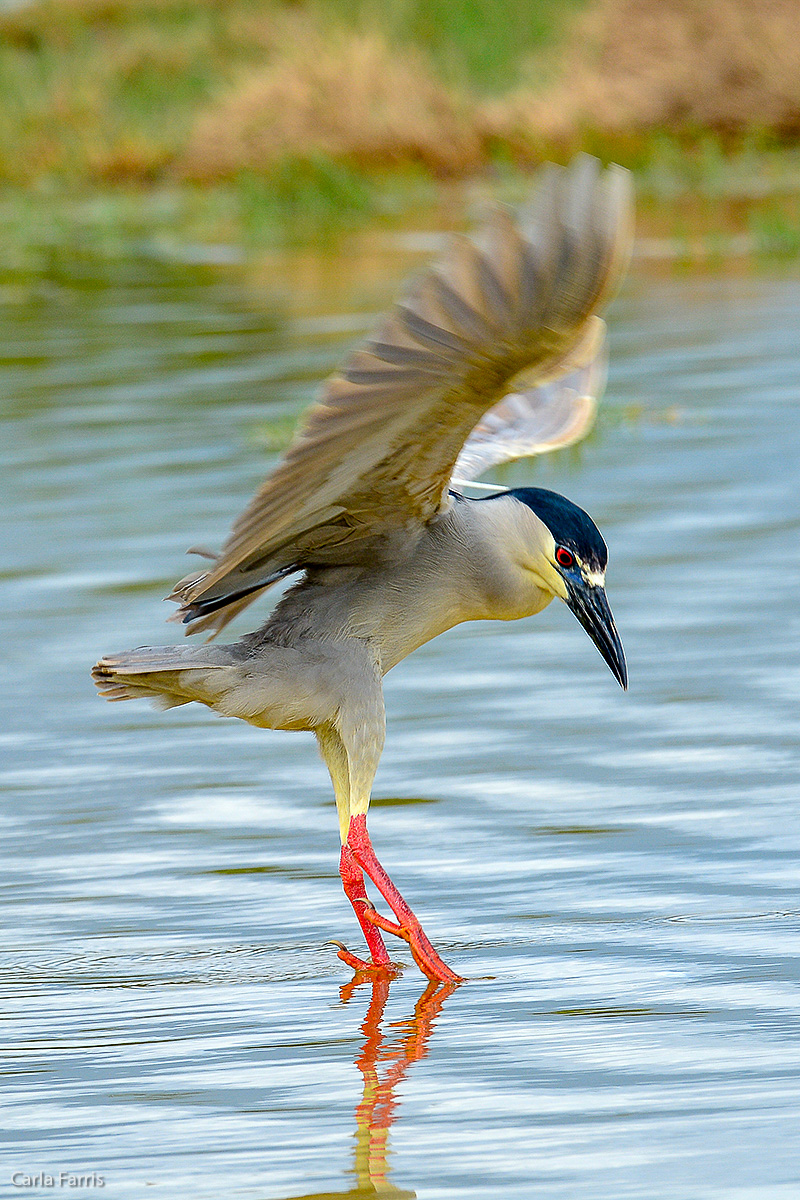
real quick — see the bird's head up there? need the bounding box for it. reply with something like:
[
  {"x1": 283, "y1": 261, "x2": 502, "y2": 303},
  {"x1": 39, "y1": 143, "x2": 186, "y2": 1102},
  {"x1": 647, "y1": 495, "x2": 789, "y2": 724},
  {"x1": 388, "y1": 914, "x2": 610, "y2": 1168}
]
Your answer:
[{"x1": 490, "y1": 487, "x2": 627, "y2": 690}]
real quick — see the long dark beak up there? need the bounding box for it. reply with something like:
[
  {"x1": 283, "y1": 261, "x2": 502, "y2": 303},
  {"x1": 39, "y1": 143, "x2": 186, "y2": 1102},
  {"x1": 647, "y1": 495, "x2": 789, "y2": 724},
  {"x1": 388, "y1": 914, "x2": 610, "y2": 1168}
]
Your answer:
[{"x1": 565, "y1": 579, "x2": 628, "y2": 690}]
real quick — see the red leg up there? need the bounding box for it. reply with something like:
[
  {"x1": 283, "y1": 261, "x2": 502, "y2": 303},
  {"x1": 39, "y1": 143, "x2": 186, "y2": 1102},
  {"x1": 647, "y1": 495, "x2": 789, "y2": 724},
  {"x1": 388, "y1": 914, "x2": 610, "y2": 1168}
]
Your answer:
[
  {"x1": 336, "y1": 844, "x2": 403, "y2": 975},
  {"x1": 347, "y1": 814, "x2": 462, "y2": 984}
]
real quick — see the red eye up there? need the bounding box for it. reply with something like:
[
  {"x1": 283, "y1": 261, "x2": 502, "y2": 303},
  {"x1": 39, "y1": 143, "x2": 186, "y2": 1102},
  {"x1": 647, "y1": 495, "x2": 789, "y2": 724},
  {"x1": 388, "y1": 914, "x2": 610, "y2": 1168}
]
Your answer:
[{"x1": 555, "y1": 547, "x2": 574, "y2": 569}]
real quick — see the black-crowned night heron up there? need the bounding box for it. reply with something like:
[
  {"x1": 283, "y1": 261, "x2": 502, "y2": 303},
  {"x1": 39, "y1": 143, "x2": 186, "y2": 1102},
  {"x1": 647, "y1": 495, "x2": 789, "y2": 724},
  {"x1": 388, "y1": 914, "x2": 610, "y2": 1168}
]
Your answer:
[{"x1": 93, "y1": 156, "x2": 632, "y2": 983}]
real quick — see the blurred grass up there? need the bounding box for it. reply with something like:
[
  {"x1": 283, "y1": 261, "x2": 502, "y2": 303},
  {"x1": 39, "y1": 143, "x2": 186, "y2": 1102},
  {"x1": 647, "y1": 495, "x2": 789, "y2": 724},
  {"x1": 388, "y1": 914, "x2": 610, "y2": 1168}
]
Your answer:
[
  {"x1": 233, "y1": 159, "x2": 376, "y2": 243},
  {"x1": 1, "y1": 0, "x2": 800, "y2": 255},
  {"x1": 0, "y1": 0, "x2": 579, "y2": 187},
  {"x1": 313, "y1": 0, "x2": 582, "y2": 93},
  {"x1": 0, "y1": 0, "x2": 271, "y2": 186}
]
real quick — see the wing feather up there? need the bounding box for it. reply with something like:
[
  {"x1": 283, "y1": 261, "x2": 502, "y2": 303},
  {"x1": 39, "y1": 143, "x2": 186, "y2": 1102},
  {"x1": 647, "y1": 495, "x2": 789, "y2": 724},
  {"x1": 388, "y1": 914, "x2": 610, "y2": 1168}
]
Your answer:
[
  {"x1": 394, "y1": 307, "x2": 472, "y2": 354},
  {"x1": 170, "y1": 156, "x2": 633, "y2": 634},
  {"x1": 452, "y1": 316, "x2": 608, "y2": 482}
]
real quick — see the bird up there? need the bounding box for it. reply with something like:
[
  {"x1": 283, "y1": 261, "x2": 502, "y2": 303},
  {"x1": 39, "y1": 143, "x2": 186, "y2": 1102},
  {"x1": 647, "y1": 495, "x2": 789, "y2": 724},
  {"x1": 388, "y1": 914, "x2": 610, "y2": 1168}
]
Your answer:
[{"x1": 92, "y1": 155, "x2": 632, "y2": 984}]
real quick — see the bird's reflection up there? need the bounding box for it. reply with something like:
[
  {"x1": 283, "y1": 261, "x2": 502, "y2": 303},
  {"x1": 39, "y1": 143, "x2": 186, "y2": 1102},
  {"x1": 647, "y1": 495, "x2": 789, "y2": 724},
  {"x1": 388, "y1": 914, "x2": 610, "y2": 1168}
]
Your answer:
[
  {"x1": 343, "y1": 975, "x2": 457, "y2": 1197},
  {"x1": 287, "y1": 975, "x2": 458, "y2": 1200}
]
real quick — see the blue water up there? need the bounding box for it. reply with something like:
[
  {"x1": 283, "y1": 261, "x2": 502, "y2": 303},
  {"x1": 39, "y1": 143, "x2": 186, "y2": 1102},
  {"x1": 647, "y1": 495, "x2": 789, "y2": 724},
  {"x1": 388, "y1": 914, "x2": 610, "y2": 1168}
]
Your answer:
[{"x1": 2, "y1": 238, "x2": 800, "y2": 1198}]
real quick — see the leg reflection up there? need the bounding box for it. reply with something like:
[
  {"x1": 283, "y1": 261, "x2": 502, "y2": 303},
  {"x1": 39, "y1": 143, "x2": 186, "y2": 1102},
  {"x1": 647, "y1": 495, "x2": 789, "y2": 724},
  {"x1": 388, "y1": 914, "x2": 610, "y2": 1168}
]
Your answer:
[
  {"x1": 340, "y1": 975, "x2": 458, "y2": 1198},
  {"x1": 276, "y1": 976, "x2": 457, "y2": 1200}
]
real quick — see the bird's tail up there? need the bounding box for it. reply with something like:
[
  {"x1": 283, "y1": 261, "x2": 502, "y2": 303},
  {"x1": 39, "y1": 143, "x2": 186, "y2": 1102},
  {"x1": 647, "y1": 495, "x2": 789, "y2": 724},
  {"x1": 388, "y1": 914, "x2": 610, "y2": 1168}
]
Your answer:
[{"x1": 91, "y1": 644, "x2": 239, "y2": 709}]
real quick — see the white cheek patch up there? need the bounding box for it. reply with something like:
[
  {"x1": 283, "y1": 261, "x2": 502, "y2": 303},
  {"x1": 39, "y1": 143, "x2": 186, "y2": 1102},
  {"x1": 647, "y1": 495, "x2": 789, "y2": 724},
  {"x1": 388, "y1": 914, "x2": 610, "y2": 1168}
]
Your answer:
[{"x1": 582, "y1": 568, "x2": 606, "y2": 588}]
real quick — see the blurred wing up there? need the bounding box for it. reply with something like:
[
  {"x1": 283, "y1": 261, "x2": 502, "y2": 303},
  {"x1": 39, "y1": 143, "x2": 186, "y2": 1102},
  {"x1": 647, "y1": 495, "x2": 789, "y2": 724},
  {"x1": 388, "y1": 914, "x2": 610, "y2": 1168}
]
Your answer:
[
  {"x1": 171, "y1": 156, "x2": 633, "y2": 635},
  {"x1": 452, "y1": 315, "x2": 607, "y2": 482}
]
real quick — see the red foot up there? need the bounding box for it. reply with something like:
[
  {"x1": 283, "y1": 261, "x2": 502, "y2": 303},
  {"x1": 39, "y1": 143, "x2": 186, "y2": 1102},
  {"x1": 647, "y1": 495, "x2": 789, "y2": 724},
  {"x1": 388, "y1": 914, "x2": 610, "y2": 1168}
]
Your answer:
[
  {"x1": 329, "y1": 940, "x2": 404, "y2": 976},
  {"x1": 343, "y1": 815, "x2": 463, "y2": 984}
]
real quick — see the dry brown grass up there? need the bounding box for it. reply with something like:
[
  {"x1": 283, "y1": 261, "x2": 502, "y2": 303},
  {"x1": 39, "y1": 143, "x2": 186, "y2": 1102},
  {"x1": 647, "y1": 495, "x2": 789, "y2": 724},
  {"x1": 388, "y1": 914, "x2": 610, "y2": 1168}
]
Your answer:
[
  {"x1": 180, "y1": 17, "x2": 482, "y2": 179},
  {"x1": 181, "y1": 0, "x2": 800, "y2": 183},
  {"x1": 485, "y1": 0, "x2": 800, "y2": 146},
  {"x1": 2, "y1": 0, "x2": 800, "y2": 190}
]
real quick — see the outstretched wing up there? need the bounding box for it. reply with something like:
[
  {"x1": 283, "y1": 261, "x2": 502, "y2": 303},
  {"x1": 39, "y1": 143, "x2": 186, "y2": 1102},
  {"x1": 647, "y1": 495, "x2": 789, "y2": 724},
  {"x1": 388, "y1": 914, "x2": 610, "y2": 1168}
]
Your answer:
[{"x1": 171, "y1": 156, "x2": 633, "y2": 635}]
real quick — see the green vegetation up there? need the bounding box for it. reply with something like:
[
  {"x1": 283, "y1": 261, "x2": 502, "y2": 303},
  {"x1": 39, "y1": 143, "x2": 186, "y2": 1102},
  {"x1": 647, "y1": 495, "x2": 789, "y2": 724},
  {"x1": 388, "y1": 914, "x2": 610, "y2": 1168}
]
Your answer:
[
  {"x1": 233, "y1": 159, "x2": 377, "y2": 244},
  {"x1": 0, "y1": 0, "x2": 581, "y2": 187},
  {"x1": 314, "y1": 0, "x2": 582, "y2": 93},
  {"x1": 1, "y1": 0, "x2": 800, "y2": 256},
  {"x1": 0, "y1": 0, "x2": 276, "y2": 186}
]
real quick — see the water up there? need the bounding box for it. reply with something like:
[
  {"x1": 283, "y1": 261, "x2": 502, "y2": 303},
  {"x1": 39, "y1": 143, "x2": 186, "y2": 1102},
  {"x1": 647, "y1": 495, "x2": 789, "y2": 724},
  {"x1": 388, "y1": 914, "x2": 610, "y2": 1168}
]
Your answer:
[{"x1": 2, "y1": 232, "x2": 800, "y2": 1199}]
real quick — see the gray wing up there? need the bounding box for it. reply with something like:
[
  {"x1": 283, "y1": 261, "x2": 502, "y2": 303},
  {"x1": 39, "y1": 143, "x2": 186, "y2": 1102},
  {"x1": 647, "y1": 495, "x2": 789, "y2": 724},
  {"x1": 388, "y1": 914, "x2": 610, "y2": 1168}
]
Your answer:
[
  {"x1": 170, "y1": 156, "x2": 633, "y2": 635},
  {"x1": 452, "y1": 314, "x2": 607, "y2": 482}
]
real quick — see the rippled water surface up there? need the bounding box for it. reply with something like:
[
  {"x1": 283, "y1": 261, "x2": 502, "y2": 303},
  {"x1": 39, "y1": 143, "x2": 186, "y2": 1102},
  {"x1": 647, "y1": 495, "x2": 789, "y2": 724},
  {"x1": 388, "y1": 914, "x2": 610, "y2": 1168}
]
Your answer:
[{"x1": 3, "y1": 231, "x2": 800, "y2": 1199}]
